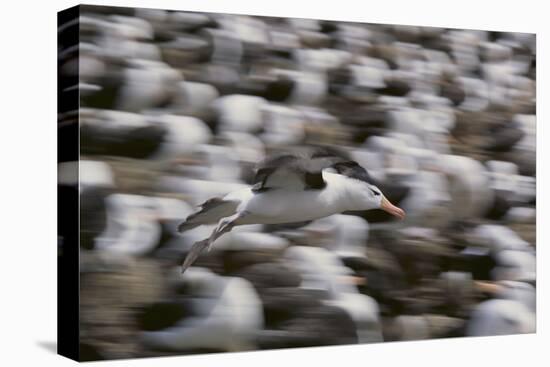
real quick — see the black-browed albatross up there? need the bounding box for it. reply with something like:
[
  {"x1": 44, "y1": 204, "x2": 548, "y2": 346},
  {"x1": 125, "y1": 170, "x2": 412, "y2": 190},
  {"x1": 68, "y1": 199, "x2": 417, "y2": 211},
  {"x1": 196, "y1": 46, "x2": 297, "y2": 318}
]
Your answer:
[{"x1": 178, "y1": 147, "x2": 405, "y2": 273}]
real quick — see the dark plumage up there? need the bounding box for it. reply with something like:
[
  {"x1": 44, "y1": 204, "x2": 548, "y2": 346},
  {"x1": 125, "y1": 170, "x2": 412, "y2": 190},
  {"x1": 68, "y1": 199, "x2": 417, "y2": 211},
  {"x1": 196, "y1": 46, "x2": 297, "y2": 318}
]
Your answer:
[
  {"x1": 251, "y1": 146, "x2": 375, "y2": 192},
  {"x1": 331, "y1": 160, "x2": 373, "y2": 184}
]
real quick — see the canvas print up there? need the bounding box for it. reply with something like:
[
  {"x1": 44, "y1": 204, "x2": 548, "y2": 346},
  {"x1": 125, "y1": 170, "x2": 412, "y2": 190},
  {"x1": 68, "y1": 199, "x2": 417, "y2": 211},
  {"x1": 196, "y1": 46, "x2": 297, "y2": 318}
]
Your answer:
[{"x1": 57, "y1": 4, "x2": 536, "y2": 362}]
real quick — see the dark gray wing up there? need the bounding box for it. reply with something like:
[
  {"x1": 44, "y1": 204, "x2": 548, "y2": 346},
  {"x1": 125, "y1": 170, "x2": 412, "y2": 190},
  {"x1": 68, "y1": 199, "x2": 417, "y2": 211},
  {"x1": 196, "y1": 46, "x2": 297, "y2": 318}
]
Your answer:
[
  {"x1": 252, "y1": 154, "x2": 301, "y2": 191},
  {"x1": 252, "y1": 146, "x2": 367, "y2": 192}
]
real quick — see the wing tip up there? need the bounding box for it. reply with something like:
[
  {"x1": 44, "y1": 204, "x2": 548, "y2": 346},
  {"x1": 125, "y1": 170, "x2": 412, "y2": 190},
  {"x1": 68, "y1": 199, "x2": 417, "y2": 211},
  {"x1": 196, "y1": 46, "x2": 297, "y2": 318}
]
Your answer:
[{"x1": 177, "y1": 221, "x2": 193, "y2": 233}]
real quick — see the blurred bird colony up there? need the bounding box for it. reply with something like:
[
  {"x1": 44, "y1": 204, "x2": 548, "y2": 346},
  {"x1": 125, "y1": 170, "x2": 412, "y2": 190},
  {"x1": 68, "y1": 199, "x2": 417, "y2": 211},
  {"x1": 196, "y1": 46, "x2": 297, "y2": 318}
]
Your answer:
[{"x1": 57, "y1": 4, "x2": 536, "y2": 361}]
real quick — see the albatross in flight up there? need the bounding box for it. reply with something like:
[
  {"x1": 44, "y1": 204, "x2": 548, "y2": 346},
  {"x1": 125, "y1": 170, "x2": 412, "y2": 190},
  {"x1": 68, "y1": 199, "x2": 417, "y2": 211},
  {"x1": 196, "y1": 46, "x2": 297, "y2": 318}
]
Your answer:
[{"x1": 178, "y1": 146, "x2": 405, "y2": 273}]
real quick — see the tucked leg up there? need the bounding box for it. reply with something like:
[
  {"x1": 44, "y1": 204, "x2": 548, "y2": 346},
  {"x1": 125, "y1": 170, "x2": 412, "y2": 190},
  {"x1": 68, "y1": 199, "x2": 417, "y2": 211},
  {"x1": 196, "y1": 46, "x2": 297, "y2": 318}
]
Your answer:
[
  {"x1": 181, "y1": 211, "x2": 247, "y2": 274},
  {"x1": 206, "y1": 212, "x2": 243, "y2": 251}
]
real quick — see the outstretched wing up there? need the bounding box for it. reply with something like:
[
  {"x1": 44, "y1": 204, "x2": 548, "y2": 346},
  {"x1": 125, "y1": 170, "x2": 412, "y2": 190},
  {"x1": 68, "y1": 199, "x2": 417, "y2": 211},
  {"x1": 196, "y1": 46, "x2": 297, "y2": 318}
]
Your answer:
[
  {"x1": 252, "y1": 146, "x2": 350, "y2": 192},
  {"x1": 177, "y1": 197, "x2": 239, "y2": 233}
]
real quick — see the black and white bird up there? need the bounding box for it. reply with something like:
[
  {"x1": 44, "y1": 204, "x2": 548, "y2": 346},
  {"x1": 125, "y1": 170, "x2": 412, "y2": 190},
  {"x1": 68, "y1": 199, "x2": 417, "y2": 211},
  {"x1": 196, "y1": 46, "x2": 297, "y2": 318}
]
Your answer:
[{"x1": 178, "y1": 147, "x2": 405, "y2": 273}]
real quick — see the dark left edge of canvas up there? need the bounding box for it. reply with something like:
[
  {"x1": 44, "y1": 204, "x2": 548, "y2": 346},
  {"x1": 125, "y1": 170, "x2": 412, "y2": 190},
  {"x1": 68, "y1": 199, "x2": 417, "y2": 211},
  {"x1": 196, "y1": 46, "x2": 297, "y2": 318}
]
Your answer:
[{"x1": 58, "y1": 4, "x2": 80, "y2": 362}]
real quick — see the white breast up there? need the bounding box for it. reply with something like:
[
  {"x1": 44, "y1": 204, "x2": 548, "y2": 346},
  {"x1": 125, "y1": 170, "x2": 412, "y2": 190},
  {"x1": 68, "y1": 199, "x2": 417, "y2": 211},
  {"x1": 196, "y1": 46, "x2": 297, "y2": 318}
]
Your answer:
[{"x1": 240, "y1": 172, "x2": 350, "y2": 225}]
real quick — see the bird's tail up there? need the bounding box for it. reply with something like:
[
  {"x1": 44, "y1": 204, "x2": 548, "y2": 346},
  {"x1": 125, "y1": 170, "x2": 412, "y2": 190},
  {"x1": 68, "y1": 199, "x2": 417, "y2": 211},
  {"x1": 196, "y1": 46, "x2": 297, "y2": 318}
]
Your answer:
[{"x1": 177, "y1": 197, "x2": 238, "y2": 233}]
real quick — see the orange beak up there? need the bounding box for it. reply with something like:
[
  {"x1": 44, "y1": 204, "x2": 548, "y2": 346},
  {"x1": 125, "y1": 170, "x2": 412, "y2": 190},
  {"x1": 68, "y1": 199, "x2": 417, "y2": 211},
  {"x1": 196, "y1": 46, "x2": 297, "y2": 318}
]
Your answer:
[{"x1": 380, "y1": 196, "x2": 406, "y2": 220}]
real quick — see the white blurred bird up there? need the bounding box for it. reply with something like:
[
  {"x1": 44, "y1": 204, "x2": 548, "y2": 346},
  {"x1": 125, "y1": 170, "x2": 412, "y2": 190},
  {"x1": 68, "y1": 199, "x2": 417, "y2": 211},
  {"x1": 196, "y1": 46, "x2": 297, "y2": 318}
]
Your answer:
[{"x1": 178, "y1": 147, "x2": 405, "y2": 273}]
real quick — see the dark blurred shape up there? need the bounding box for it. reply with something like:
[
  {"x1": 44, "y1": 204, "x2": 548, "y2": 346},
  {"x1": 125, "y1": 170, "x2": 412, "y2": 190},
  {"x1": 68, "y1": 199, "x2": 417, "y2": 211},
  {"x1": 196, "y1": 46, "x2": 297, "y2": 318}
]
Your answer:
[
  {"x1": 327, "y1": 66, "x2": 353, "y2": 96},
  {"x1": 266, "y1": 305, "x2": 357, "y2": 347},
  {"x1": 455, "y1": 246, "x2": 497, "y2": 281},
  {"x1": 342, "y1": 251, "x2": 407, "y2": 313},
  {"x1": 137, "y1": 301, "x2": 189, "y2": 331},
  {"x1": 81, "y1": 124, "x2": 166, "y2": 158},
  {"x1": 319, "y1": 20, "x2": 339, "y2": 34},
  {"x1": 439, "y1": 76, "x2": 466, "y2": 106},
  {"x1": 233, "y1": 262, "x2": 302, "y2": 289},
  {"x1": 79, "y1": 342, "x2": 105, "y2": 361},
  {"x1": 258, "y1": 288, "x2": 358, "y2": 348},
  {"x1": 221, "y1": 250, "x2": 283, "y2": 273},
  {"x1": 377, "y1": 78, "x2": 411, "y2": 97},
  {"x1": 80, "y1": 187, "x2": 110, "y2": 250},
  {"x1": 262, "y1": 75, "x2": 295, "y2": 102},
  {"x1": 263, "y1": 220, "x2": 313, "y2": 232},
  {"x1": 80, "y1": 70, "x2": 125, "y2": 109},
  {"x1": 484, "y1": 120, "x2": 525, "y2": 152},
  {"x1": 260, "y1": 287, "x2": 324, "y2": 326},
  {"x1": 332, "y1": 104, "x2": 389, "y2": 144},
  {"x1": 483, "y1": 193, "x2": 512, "y2": 220},
  {"x1": 390, "y1": 235, "x2": 456, "y2": 288}
]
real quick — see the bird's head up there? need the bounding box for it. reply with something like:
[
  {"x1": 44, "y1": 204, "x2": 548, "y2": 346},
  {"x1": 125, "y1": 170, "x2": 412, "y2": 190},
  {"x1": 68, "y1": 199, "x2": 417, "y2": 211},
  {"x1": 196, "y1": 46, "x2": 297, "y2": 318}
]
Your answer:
[{"x1": 356, "y1": 184, "x2": 406, "y2": 220}]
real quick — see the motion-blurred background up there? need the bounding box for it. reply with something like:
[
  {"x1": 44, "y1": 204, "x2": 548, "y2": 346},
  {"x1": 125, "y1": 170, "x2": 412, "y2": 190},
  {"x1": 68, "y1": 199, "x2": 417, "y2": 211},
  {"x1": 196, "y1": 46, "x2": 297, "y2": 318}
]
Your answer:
[{"x1": 57, "y1": 5, "x2": 536, "y2": 361}]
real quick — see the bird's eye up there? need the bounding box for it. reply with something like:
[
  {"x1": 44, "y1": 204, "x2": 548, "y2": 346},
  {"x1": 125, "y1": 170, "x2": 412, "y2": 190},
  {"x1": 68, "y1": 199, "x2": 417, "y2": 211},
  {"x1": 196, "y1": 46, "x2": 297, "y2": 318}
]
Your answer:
[{"x1": 369, "y1": 188, "x2": 381, "y2": 196}]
